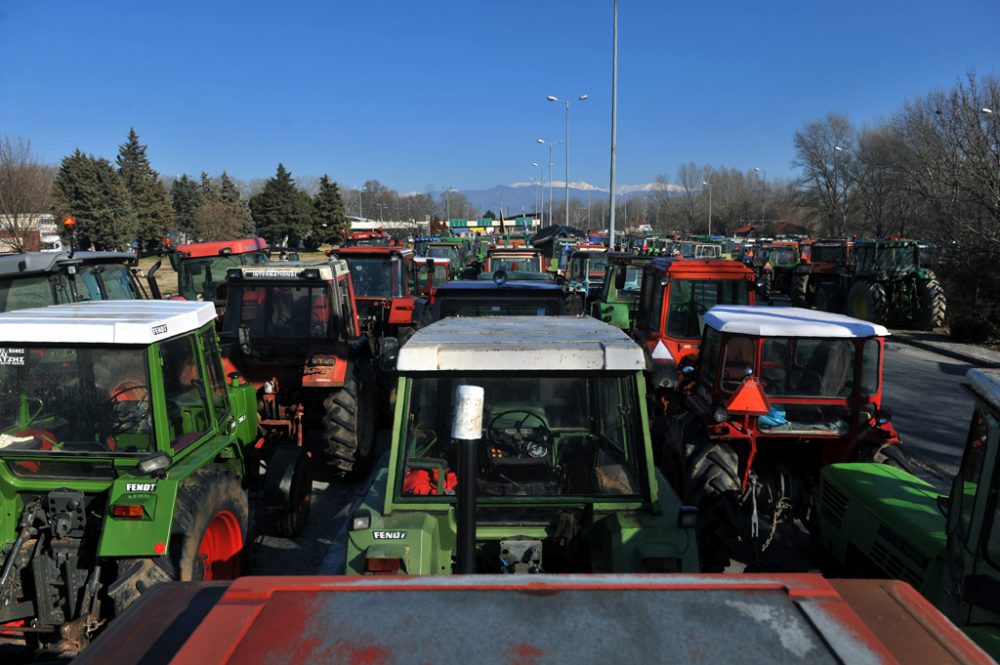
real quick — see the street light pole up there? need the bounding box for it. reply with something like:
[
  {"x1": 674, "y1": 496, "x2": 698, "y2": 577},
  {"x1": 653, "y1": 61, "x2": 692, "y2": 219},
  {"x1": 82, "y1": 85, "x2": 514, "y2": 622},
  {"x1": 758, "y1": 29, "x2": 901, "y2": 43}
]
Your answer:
[
  {"x1": 538, "y1": 139, "x2": 562, "y2": 226},
  {"x1": 608, "y1": 0, "x2": 618, "y2": 249},
  {"x1": 532, "y1": 161, "x2": 544, "y2": 224},
  {"x1": 548, "y1": 94, "x2": 588, "y2": 228},
  {"x1": 753, "y1": 167, "x2": 766, "y2": 236},
  {"x1": 703, "y1": 180, "x2": 712, "y2": 236}
]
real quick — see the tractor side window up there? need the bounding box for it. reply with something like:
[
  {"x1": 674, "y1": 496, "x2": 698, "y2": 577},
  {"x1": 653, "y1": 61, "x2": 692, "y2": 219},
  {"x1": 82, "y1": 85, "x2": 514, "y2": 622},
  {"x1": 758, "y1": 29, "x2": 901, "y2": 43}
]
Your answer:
[
  {"x1": 160, "y1": 335, "x2": 211, "y2": 451},
  {"x1": 957, "y1": 409, "x2": 988, "y2": 551},
  {"x1": 337, "y1": 275, "x2": 358, "y2": 338},
  {"x1": 0, "y1": 276, "x2": 56, "y2": 310},
  {"x1": 644, "y1": 276, "x2": 665, "y2": 331},
  {"x1": 697, "y1": 328, "x2": 721, "y2": 392},
  {"x1": 860, "y1": 339, "x2": 880, "y2": 397},
  {"x1": 200, "y1": 330, "x2": 230, "y2": 423},
  {"x1": 721, "y1": 336, "x2": 754, "y2": 392}
]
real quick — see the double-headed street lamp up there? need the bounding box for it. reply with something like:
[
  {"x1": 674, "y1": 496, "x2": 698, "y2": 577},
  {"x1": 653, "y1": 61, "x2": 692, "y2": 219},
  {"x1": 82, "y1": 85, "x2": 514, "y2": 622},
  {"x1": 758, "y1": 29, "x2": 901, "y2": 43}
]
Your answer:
[
  {"x1": 547, "y1": 94, "x2": 588, "y2": 228},
  {"x1": 537, "y1": 138, "x2": 563, "y2": 227}
]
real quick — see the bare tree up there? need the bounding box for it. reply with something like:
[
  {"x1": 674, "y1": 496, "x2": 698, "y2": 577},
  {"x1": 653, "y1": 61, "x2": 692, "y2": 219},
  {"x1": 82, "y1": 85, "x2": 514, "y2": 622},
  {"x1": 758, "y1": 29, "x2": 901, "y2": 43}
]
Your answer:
[
  {"x1": 0, "y1": 136, "x2": 54, "y2": 252},
  {"x1": 792, "y1": 112, "x2": 857, "y2": 236}
]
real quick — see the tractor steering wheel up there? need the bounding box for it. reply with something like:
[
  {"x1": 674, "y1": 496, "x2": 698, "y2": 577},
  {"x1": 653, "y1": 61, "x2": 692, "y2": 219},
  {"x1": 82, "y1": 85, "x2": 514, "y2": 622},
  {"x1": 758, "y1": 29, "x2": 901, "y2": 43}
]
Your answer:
[
  {"x1": 108, "y1": 383, "x2": 151, "y2": 434},
  {"x1": 487, "y1": 410, "x2": 553, "y2": 459}
]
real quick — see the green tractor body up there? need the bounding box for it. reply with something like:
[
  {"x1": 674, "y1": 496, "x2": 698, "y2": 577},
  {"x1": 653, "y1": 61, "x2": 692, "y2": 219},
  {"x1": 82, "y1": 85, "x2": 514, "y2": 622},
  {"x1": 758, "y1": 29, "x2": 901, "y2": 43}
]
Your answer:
[
  {"x1": 830, "y1": 239, "x2": 946, "y2": 329},
  {"x1": 0, "y1": 301, "x2": 258, "y2": 655},
  {"x1": 817, "y1": 367, "x2": 1000, "y2": 660},
  {"x1": 345, "y1": 316, "x2": 700, "y2": 575},
  {"x1": 591, "y1": 253, "x2": 654, "y2": 331}
]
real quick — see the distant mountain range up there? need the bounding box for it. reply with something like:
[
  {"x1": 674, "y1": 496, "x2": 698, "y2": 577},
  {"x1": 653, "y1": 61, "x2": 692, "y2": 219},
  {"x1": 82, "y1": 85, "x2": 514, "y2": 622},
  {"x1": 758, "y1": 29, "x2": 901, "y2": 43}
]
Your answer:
[{"x1": 438, "y1": 181, "x2": 679, "y2": 217}]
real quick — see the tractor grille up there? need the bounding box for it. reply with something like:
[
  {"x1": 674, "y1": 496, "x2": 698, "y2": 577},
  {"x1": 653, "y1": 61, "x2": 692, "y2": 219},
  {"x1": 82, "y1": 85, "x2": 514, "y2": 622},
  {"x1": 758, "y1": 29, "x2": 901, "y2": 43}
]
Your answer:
[
  {"x1": 820, "y1": 481, "x2": 848, "y2": 529},
  {"x1": 870, "y1": 540, "x2": 923, "y2": 588}
]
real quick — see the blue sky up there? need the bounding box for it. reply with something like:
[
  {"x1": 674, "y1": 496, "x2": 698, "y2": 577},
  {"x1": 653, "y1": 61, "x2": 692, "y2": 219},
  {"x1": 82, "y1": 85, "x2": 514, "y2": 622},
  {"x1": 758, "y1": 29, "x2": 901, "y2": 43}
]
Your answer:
[{"x1": 1, "y1": 0, "x2": 997, "y2": 193}]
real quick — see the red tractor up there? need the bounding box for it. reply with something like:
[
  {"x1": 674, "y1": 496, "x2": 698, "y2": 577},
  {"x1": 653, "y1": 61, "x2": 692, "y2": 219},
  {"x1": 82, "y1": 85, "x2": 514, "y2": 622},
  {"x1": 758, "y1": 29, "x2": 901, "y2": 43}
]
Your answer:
[
  {"x1": 218, "y1": 259, "x2": 377, "y2": 493},
  {"x1": 148, "y1": 237, "x2": 269, "y2": 307},
  {"x1": 412, "y1": 256, "x2": 451, "y2": 305},
  {"x1": 661, "y1": 305, "x2": 905, "y2": 571},
  {"x1": 344, "y1": 230, "x2": 392, "y2": 247}
]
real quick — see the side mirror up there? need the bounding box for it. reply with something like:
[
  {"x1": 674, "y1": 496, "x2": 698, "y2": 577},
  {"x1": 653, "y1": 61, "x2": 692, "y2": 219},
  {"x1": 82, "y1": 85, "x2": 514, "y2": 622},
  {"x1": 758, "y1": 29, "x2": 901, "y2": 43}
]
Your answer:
[
  {"x1": 379, "y1": 336, "x2": 400, "y2": 373},
  {"x1": 614, "y1": 268, "x2": 627, "y2": 290},
  {"x1": 874, "y1": 408, "x2": 892, "y2": 426},
  {"x1": 238, "y1": 324, "x2": 252, "y2": 356}
]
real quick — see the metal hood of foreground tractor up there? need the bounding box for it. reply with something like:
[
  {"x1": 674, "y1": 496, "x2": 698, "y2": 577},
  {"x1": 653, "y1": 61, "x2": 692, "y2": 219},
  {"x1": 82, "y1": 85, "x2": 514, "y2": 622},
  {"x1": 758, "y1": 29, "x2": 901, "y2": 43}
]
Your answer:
[
  {"x1": 705, "y1": 305, "x2": 890, "y2": 338},
  {"x1": 398, "y1": 316, "x2": 645, "y2": 372},
  {"x1": 0, "y1": 300, "x2": 216, "y2": 344}
]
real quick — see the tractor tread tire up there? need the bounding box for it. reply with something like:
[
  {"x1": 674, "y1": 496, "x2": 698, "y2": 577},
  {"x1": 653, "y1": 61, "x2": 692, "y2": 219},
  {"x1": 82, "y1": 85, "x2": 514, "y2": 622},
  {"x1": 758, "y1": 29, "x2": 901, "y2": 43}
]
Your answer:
[
  {"x1": 847, "y1": 280, "x2": 887, "y2": 325},
  {"x1": 684, "y1": 430, "x2": 741, "y2": 573},
  {"x1": 918, "y1": 278, "x2": 947, "y2": 330},
  {"x1": 791, "y1": 274, "x2": 809, "y2": 308},
  {"x1": 107, "y1": 469, "x2": 248, "y2": 614},
  {"x1": 322, "y1": 369, "x2": 375, "y2": 480}
]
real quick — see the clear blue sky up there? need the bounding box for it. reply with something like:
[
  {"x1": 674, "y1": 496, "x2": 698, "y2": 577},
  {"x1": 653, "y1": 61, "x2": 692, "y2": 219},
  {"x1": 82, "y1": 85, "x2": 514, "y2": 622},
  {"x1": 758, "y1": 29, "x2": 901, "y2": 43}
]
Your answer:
[{"x1": 1, "y1": 0, "x2": 996, "y2": 193}]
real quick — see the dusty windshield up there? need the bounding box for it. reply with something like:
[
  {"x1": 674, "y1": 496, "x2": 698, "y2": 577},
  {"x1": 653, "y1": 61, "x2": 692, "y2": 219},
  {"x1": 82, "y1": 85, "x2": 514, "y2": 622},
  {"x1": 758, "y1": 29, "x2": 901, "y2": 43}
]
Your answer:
[
  {"x1": 178, "y1": 252, "x2": 267, "y2": 301},
  {"x1": 400, "y1": 375, "x2": 644, "y2": 499},
  {"x1": 224, "y1": 284, "x2": 333, "y2": 340},
  {"x1": 345, "y1": 257, "x2": 402, "y2": 298},
  {"x1": 0, "y1": 345, "x2": 153, "y2": 458},
  {"x1": 666, "y1": 279, "x2": 750, "y2": 339}
]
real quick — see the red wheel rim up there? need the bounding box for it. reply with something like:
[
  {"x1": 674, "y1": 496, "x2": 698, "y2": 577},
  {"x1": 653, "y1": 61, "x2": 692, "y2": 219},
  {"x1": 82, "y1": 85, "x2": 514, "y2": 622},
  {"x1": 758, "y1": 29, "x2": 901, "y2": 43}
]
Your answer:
[{"x1": 198, "y1": 510, "x2": 243, "y2": 580}]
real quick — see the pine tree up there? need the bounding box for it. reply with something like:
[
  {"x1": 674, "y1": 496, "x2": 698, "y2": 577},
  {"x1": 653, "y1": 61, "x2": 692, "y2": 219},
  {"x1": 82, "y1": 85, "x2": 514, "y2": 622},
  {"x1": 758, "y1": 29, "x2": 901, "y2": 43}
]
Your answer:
[
  {"x1": 171, "y1": 175, "x2": 203, "y2": 242},
  {"x1": 312, "y1": 175, "x2": 349, "y2": 247},
  {"x1": 116, "y1": 129, "x2": 173, "y2": 254},
  {"x1": 52, "y1": 150, "x2": 137, "y2": 251},
  {"x1": 248, "y1": 164, "x2": 314, "y2": 248},
  {"x1": 219, "y1": 172, "x2": 255, "y2": 236}
]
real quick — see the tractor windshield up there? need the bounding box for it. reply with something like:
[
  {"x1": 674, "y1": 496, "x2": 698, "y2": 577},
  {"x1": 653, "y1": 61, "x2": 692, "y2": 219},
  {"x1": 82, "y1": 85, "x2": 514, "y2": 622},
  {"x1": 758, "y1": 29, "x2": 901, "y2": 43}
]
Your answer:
[
  {"x1": 0, "y1": 275, "x2": 67, "y2": 312},
  {"x1": 224, "y1": 284, "x2": 333, "y2": 340},
  {"x1": 770, "y1": 249, "x2": 797, "y2": 266},
  {"x1": 437, "y1": 296, "x2": 562, "y2": 318},
  {"x1": 877, "y1": 247, "x2": 917, "y2": 271},
  {"x1": 347, "y1": 236, "x2": 390, "y2": 247},
  {"x1": 399, "y1": 374, "x2": 645, "y2": 499},
  {"x1": 0, "y1": 345, "x2": 154, "y2": 468},
  {"x1": 178, "y1": 251, "x2": 267, "y2": 301},
  {"x1": 812, "y1": 245, "x2": 846, "y2": 264},
  {"x1": 346, "y1": 257, "x2": 403, "y2": 298},
  {"x1": 621, "y1": 265, "x2": 644, "y2": 293},
  {"x1": 489, "y1": 256, "x2": 541, "y2": 273},
  {"x1": 666, "y1": 279, "x2": 750, "y2": 339},
  {"x1": 415, "y1": 263, "x2": 449, "y2": 293},
  {"x1": 76, "y1": 263, "x2": 143, "y2": 301}
]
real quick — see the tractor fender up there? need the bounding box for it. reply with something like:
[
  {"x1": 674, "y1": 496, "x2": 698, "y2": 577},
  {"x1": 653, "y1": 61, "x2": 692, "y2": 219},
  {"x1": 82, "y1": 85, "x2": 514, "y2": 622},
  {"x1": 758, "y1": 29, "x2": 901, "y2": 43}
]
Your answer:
[{"x1": 98, "y1": 477, "x2": 179, "y2": 558}]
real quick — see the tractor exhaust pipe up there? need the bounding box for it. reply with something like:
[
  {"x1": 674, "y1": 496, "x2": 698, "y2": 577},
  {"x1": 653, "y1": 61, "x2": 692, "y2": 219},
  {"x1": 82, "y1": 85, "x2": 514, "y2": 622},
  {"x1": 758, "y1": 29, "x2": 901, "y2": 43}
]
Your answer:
[{"x1": 452, "y1": 385, "x2": 484, "y2": 574}]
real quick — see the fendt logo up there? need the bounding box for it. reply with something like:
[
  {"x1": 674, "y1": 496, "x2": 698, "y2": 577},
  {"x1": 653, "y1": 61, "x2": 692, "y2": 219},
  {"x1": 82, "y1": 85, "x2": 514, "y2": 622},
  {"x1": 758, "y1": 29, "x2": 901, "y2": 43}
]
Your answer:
[
  {"x1": 126, "y1": 483, "x2": 157, "y2": 492},
  {"x1": 373, "y1": 531, "x2": 406, "y2": 540}
]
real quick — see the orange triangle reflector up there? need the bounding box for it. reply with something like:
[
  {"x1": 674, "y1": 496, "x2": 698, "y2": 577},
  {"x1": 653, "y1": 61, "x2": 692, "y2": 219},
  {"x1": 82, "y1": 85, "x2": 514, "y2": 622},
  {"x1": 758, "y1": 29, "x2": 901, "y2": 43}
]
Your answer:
[{"x1": 726, "y1": 377, "x2": 771, "y2": 416}]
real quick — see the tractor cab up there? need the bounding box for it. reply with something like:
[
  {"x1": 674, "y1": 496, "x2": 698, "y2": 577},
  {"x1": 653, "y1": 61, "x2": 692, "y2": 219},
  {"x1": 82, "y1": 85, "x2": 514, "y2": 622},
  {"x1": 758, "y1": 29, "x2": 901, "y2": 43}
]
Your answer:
[
  {"x1": 565, "y1": 248, "x2": 609, "y2": 313},
  {"x1": 345, "y1": 230, "x2": 392, "y2": 247},
  {"x1": 345, "y1": 316, "x2": 700, "y2": 575},
  {"x1": 818, "y1": 367, "x2": 1000, "y2": 660},
  {"x1": 632, "y1": 258, "x2": 756, "y2": 393},
  {"x1": 413, "y1": 236, "x2": 441, "y2": 257},
  {"x1": 413, "y1": 257, "x2": 451, "y2": 303},
  {"x1": 428, "y1": 278, "x2": 567, "y2": 322},
  {"x1": 424, "y1": 242, "x2": 465, "y2": 274},
  {"x1": 766, "y1": 240, "x2": 800, "y2": 296},
  {"x1": 677, "y1": 241, "x2": 722, "y2": 259},
  {"x1": 158, "y1": 238, "x2": 269, "y2": 305},
  {"x1": 591, "y1": 252, "x2": 655, "y2": 331},
  {"x1": 792, "y1": 239, "x2": 853, "y2": 309},
  {"x1": 0, "y1": 251, "x2": 148, "y2": 313},
  {"x1": 483, "y1": 247, "x2": 546, "y2": 280}
]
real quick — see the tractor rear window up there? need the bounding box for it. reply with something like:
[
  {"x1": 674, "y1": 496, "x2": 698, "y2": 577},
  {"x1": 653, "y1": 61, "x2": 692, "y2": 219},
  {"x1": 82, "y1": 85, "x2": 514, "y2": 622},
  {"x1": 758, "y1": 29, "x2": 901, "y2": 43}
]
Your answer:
[
  {"x1": 621, "y1": 266, "x2": 643, "y2": 293},
  {"x1": 666, "y1": 279, "x2": 749, "y2": 340},
  {"x1": 345, "y1": 258, "x2": 402, "y2": 298},
  {"x1": 770, "y1": 249, "x2": 797, "y2": 265},
  {"x1": 0, "y1": 275, "x2": 61, "y2": 311},
  {"x1": 224, "y1": 285, "x2": 332, "y2": 340},
  {"x1": 759, "y1": 338, "x2": 856, "y2": 397},
  {"x1": 0, "y1": 345, "x2": 153, "y2": 459},
  {"x1": 437, "y1": 297, "x2": 562, "y2": 318},
  {"x1": 399, "y1": 374, "x2": 645, "y2": 500},
  {"x1": 77, "y1": 263, "x2": 142, "y2": 301}
]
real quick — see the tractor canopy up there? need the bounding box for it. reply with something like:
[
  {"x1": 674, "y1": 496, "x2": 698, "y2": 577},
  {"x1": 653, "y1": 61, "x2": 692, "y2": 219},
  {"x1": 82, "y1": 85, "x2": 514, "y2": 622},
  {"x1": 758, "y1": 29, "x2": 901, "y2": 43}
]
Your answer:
[
  {"x1": 0, "y1": 251, "x2": 146, "y2": 312},
  {"x1": 430, "y1": 280, "x2": 566, "y2": 321},
  {"x1": 171, "y1": 238, "x2": 269, "y2": 303}
]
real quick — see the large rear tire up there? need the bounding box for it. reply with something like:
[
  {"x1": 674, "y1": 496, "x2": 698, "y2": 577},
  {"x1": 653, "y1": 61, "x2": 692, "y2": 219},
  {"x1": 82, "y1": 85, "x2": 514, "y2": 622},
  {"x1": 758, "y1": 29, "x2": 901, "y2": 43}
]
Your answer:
[
  {"x1": 847, "y1": 280, "x2": 887, "y2": 324},
  {"x1": 684, "y1": 431, "x2": 741, "y2": 573},
  {"x1": 107, "y1": 469, "x2": 249, "y2": 614},
  {"x1": 323, "y1": 368, "x2": 376, "y2": 480},
  {"x1": 262, "y1": 445, "x2": 313, "y2": 538},
  {"x1": 790, "y1": 274, "x2": 809, "y2": 308},
  {"x1": 918, "y1": 278, "x2": 947, "y2": 329}
]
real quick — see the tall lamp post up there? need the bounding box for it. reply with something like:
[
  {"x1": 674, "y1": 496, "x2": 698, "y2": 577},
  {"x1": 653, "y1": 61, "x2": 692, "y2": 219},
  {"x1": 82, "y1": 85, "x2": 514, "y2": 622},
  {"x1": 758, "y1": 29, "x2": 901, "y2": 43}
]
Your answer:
[
  {"x1": 753, "y1": 167, "x2": 767, "y2": 236},
  {"x1": 608, "y1": 0, "x2": 619, "y2": 248},
  {"x1": 547, "y1": 94, "x2": 588, "y2": 228},
  {"x1": 537, "y1": 138, "x2": 562, "y2": 227},
  {"x1": 703, "y1": 179, "x2": 713, "y2": 236},
  {"x1": 532, "y1": 161, "x2": 544, "y2": 223}
]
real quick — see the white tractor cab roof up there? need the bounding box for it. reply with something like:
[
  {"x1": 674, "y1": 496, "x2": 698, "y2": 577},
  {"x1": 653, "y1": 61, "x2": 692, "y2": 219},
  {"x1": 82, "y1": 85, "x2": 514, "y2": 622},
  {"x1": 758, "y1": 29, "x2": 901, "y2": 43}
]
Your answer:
[
  {"x1": 398, "y1": 316, "x2": 645, "y2": 372},
  {"x1": 0, "y1": 300, "x2": 216, "y2": 345},
  {"x1": 703, "y1": 305, "x2": 890, "y2": 338},
  {"x1": 967, "y1": 368, "x2": 1000, "y2": 416},
  {"x1": 226, "y1": 260, "x2": 350, "y2": 281}
]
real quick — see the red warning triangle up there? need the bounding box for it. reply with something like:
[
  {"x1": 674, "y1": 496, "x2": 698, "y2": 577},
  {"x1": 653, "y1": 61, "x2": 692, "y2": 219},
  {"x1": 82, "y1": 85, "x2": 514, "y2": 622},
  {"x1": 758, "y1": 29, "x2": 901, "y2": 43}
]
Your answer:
[{"x1": 726, "y1": 377, "x2": 771, "y2": 416}]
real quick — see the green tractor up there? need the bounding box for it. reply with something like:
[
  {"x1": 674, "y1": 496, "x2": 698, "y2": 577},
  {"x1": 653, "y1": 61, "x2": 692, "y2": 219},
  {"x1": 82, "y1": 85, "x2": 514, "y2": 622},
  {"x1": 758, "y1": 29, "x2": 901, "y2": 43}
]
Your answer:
[
  {"x1": 836, "y1": 239, "x2": 946, "y2": 330},
  {"x1": 345, "y1": 316, "x2": 700, "y2": 575},
  {"x1": 590, "y1": 253, "x2": 654, "y2": 331},
  {"x1": 791, "y1": 239, "x2": 853, "y2": 309},
  {"x1": 817, "y1": 367, "x2": 1000, "y2": 660},
  {"x1": 0, "y1": 301, "x2": 263, "y2": 656}
]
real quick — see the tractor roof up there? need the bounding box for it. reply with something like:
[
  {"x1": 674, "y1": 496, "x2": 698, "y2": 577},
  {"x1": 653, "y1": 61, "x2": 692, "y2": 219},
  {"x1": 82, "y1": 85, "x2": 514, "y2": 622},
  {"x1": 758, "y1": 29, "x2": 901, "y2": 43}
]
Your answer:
[
  {"x1": 437, "y1": 280, "x2": 562, "y2": 294},
  {"x1": 335, "y1": 247, "x2": 414, "y2": 258},
  {"x1": 0, "y1": 251, "x2": 136, "y2": 276},
  {"x1": 175, "y1": 237, "x2": 267, "y2": 258},
  {"x1": 226, "y1": 260, "x2": 349, "y2": 282},
  {"x1": 398, "y1": 316, "x2": 645, "y2": 372},
  {"x1": 704, "y1": 305, "x2": 890, "y2": 338},
  {"x1": 417, "y1": 256, "x2": 452, "y2": 265},
  {"x1": 0, "y1": 300, "x2": 215, "y2": 345},
  {"x1": 649, "y1": 258, "x2": 753, "y2": 276},
  {"x1": 966, "y1": 368, "x2": 1000, "y2": 416}
]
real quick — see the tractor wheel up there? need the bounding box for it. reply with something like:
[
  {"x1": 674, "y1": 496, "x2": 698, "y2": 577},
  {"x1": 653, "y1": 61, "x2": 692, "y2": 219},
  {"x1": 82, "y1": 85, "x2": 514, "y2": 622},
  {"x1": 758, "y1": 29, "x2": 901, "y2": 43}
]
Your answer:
[
  {"x1": 856, "y1": 442, "x2": 913, "y2": 473},
  {"x1": 323, "y1": 369, "x2": 376, "y2": 480},
  {"x1": 108, "y1": 469, "x2": 249, "y2": 613},
  {"x1": 847, "y1": 280, "x2": 887, "y2": 324},
  {"x1": 757, "y1": 274, "x2": 772, "y2": 303},
  {"x1": 918, "y1": 278, "x2": 947, "y2": 330},
  {"x1": 790, "y1": 274, "x2": 809, "y2": 308},
  {"x1": 684, "y1": 432, "x2": 742, "y2": 573},
  {"x1": 261, "y1": 445, "x2": 313, "y2": 538},
  {"x1": 566, "y1": 292, "x2": 584, "y2": 316}
]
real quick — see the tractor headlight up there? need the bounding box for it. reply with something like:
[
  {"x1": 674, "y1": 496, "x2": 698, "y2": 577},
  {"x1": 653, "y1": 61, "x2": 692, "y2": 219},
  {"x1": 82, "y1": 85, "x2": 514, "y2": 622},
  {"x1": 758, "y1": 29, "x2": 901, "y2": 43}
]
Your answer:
[
  {"x1": 351, "y1": 509, "x2": 371, "y2": 531},
  {"x1": 713, "y1": 406, "x2": 729, "y2": 423},
  {"x1": 137, "y1": 451, "x2": 171, "y2": 477}
]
